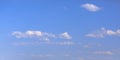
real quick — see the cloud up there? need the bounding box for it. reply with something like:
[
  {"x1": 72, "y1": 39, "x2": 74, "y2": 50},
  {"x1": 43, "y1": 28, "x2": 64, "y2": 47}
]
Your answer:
[
  {"x1": 55, "y1": 41, "x2": 75, "y2": 45},
  {"x1": 81, "y1": 3, "x2": 101, "y2": 12},
  {"x1": 13, "y1": 42, "x2": 41, "y2": 46},
  {"x1": 83, "y1": 43, "x2": 102, "y2": 48},
  {"x1": 86, "y1": 27, "x2": 120, "y2": 38},
  {"x1": 12, "y1": 41, "x2": 76, "y2": 46},
  {"x1": 18, "y1": 53, "x2": 72, "y2": 58},
  {"x1": 60, "y1": 32, "x2": 72, "y2": 39},
  {"x1": 111, "y1": 48, "x2": 120, "y2": 54},
  {"x1": 12, "y1": 30, "x2": 74, "y2": 46},
  {"x1": 17, "y1": 53, "x2": 56, "y2": 58},
  {"x1": 93, "y1": 51, "x2": 113, "y2": 55},
  {"x1": 31, "y1": 54, "x2": 55, "y2": 58},
  {"x1": 12, "y1": 30, "x2": 72, "y2": 42},
  {"x1": 12, "y1": 30, "x2": 55, "y2": 38}
]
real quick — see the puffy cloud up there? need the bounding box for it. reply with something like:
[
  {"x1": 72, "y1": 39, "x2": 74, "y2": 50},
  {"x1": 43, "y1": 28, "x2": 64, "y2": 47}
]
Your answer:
[
  {"x1": 86, "y1": 28, "x2": 120, "y2": 38},
  {"x1": 93, "y1": 51, "x2": 113, "y2": 55},
  {"x1": 81, "y1": 3, "x2": 101, "y2": 12},
  {"x1": 60, "y1": 32, "x2": 72, "y2": 39},
  {"x1": 26, "y1": 31, "x2": 42, "y2": 37}
]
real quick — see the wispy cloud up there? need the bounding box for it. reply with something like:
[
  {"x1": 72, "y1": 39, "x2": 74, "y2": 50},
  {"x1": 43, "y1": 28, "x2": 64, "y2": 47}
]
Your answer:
[
  {"x1": 13, "y1": 42, "x2": 41, "y2": 46},
  {"x1": 12, "y1": 41, "x2": 76, "y2": 46},
  {"x1": 17, "y1": 53, "x2": 55, "y2": 58},
  {"x1": 81, "y1": 3, "x2": 101, "y2": 12},
  {"x1": 54, "y1": 41, "x2": 75, "y2": 45},
  {"x1": 12, "y1": 30, "x2": 72, "y2": 42},
  {"x1": 93, "y1": 51, "x2": 113, "y2": 55},
  {"x1": 17, "y1": 53, "x2": 72, "y2": 58},
  {"x1": 86, "y1": 27, "x2": 120, "y2": 38},
  {"x1": 31, "y1": 54, "x2": 55, "y2": 58},
  {"x1": 83, "y1": 43, "x2": 102, "y2": 48}
]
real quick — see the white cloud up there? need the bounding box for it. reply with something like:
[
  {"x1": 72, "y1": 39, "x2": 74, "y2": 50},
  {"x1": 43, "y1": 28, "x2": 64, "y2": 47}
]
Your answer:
[
  {"x1": 93, "y1": 51, "x2": 113, "y2": 55},
  {"x1": 86, "y1": 33, "x2": 104, "y2": 38},
  {"x1": 12, "y1": 30, "x2": 73, "y2": 46},
  {"x1": 60, "y1": 32, "x2": 72, "y2": 39},
  {"x1": 12, "y1": 31, "x2": 56, "y2": 42},
  {"x1": 86, "y1": 27, "x2": 120, "y2": 38},
  {"x1": 12, "y1": 30, "x2": 73, "y2": 42},
  {"x1": 26, "y1": 30, "x2": 42, "y2": 37},
  {"x1": 12, "y1": 31, "x2": 26, "y2": 38},
  {"x1": 81, "y1": 3, "x2": 101, "y2": 12},
  {"x1": 12, "y1": 30, "x2": 55, "y2": 39}
]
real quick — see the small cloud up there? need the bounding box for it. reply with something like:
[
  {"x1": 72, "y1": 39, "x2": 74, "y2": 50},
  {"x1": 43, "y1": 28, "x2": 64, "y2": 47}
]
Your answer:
[
  {"x1": 86, "y1": 27, "x2": 120, "y2": 38},
  {"x1": 81, "y1": 3, "x2": 101, "y2": 12},
  {"x1": 86, "y1": 33, "x2": 104, "y2": 38},
  {"x1": 93, "y1": 51, "x2": 113, "y2": 55},
  {"x1": 60, "y1": 32, "x2": 72, "y2": 39}
]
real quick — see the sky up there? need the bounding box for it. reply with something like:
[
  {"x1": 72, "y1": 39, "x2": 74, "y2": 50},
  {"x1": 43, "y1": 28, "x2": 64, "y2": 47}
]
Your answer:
[{"x1": 0, "y1": 0, "x2": 120, "y2": 60}]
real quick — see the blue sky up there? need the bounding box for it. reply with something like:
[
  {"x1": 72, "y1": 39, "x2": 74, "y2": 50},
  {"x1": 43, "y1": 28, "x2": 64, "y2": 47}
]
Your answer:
[{"x1": 0, "y1": 0, "x2": 120, "y2": 60}]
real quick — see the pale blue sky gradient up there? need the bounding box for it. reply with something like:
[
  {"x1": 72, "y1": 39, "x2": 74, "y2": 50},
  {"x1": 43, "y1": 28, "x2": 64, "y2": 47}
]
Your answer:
[{"x1": 0, "y1": 0, "x2": 120, "y2": 60}]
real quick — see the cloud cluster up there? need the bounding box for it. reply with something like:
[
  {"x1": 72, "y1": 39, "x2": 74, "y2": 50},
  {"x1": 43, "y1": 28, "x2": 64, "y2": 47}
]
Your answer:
[
  {"x1": 12, "y1": 30, "x2": 75, "y2": 46},
  {"x1": 86, "y1": 28, "x2": 120, "y2": 38},
  {"x1": 81, "y1": 3, "x2": 101, "y2": 12},
  {"x1": 12, "y1": 30, "x2": 72, "y2": 40}
]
